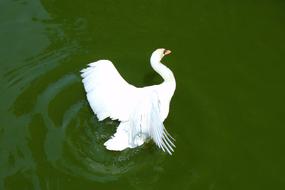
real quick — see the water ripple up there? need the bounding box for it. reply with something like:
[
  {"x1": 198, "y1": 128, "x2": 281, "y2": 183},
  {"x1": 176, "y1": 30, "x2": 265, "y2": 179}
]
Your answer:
[
  {"x1": 0, "y1": 0, "x2": 167, "y2": 187},
  {"x1": 1, "y1": 42, "x2": 166, "y2": 184}
]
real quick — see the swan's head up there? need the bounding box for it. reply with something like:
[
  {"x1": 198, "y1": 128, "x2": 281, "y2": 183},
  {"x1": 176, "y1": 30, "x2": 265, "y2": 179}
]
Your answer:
[{"x1": 150, "y1": 48, "x2": 172, "y2": 63}]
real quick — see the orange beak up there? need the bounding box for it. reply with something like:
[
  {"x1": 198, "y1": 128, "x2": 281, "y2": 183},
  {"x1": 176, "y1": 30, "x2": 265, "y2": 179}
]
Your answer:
[{"x1": 164, "y1": 49, "x2": 172, "y2": 56}]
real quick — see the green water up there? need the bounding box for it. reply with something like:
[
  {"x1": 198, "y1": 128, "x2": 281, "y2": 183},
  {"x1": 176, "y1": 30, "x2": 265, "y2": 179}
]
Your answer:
[{"x1": 1, "y1": 0, "x2": 285, "y2": 189}]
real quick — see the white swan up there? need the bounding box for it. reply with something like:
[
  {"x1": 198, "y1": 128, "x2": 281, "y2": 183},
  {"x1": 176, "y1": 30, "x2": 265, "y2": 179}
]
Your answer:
[{"x1": 80, "y1": 48, "x2": 176, "y2": 154}]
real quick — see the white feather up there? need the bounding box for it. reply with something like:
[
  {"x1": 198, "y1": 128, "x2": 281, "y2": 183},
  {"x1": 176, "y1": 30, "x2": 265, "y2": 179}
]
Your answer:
[{"x1": 81, "y1": 60, "x2": 137, "y2": 121}]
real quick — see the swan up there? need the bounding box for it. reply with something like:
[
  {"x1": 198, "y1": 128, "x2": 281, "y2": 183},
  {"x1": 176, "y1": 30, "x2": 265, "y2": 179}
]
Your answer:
[{"x1": 80, "y1": 48, "x2": 176, "y2": 154}]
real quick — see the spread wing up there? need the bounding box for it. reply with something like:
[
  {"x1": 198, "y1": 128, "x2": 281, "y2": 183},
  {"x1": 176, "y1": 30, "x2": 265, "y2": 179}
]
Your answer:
[
  {"x1": 129, "y1": 91, "x2": 175, "y2": 154},
  {"x1": 148, "y1": 92, "x2": 175, "y2": 154},
  {"x1": 80, "y1": 60, "x2": 138, "y2": 121}
]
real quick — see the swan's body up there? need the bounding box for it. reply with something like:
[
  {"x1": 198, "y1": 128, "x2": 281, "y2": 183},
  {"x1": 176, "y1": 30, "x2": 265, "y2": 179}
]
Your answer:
[{"x1": 80, "y1": 49, "x2": 176, "y2": 154}]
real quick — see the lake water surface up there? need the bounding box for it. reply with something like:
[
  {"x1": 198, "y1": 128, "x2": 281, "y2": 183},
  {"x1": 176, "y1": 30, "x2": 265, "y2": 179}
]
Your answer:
[{"x1": 0, "y1": 0, "x2": 285, "y2": 189}]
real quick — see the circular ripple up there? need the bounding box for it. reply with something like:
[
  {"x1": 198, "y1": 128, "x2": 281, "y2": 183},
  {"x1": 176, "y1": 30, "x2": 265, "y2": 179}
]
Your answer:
[{"x1": 3, "y1": 47, "x2": 166, "y2": 183}]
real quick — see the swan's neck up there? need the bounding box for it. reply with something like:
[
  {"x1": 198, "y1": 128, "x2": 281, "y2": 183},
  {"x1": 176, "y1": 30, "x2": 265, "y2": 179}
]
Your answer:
[{"x1": 150, "y1": 57, "x2": 175, "y2": 83}]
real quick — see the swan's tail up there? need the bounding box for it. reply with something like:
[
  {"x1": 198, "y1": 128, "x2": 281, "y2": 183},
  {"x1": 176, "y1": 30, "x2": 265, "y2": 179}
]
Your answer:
[{"x1": 104, "y1": 121, "x2": 145, "y2": 151}]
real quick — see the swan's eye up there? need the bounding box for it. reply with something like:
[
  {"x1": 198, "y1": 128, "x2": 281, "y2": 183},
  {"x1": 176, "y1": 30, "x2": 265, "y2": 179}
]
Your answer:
[{"x1": 163, "y1": 49, "x2": 167, "y2": 55}]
